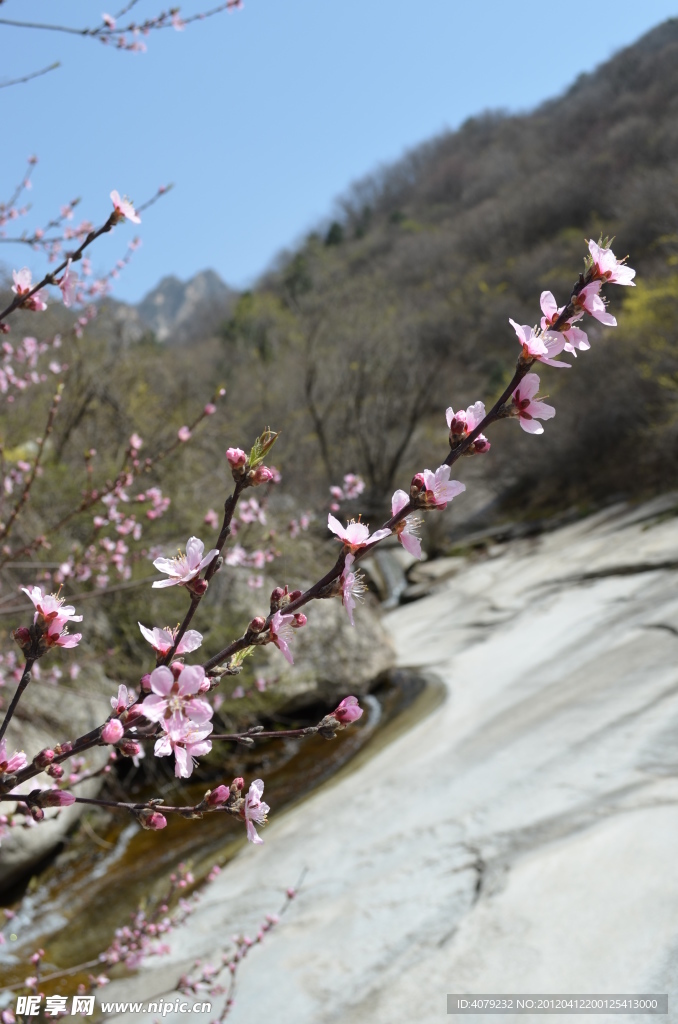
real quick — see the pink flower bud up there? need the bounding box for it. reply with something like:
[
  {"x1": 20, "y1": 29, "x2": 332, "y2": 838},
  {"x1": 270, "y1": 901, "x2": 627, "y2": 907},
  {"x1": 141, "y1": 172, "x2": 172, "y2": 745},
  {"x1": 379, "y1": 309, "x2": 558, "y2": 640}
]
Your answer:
[
  {"x1": 226, "y1": 447, "x2": 247, "y2": 468},
  {"x1": 138, "y1": 808, "x2": 167, "y2": 830},
  {"x1": 286, "y1": 888, "x2": 296, "y2": 900},
  {"x1": 47, "y1": 763, "x2": 64, "y2": 779},
  {"x1": 34, "y1": 748, "x2": 55, "y2": 768},
  {"x1": 249, "y1": 465, "x2": 274, "y2": 486},
  {"x1": 30, "y1": 806, "x2": 45, "y2": 822},
  {"x1": 54, "y1": 741, "x2": 72, "y2": 756},
  {"x1": 248, "y1": 616, "x2": 266, "y2": 634},
  {"x1": 331, "y1": 695, "x2": 363, "y2": 725},
  {"x1": 269, "y1": 586, "x2": 285, "y2": 610},
  {"x1": 177, "y1": 425, "x2": 192, "y2": 443},
  {"x1": 40, "y1": 790, "x2": 76, "y2": 807},
  {"x1": 118, "y1": 739, "x2": 141, "y2": 758},
  {"x1": 11, "y1": 627, "x2": 32, "y2": 653},
  {"x1": 293, "y1": 613, "x2": 307, "y2": 628},
  {"x1": 204, "y1": 403, "x2": 216, "y2": 415},
  {"x1": 101, "y1": 719, "x2": 124, "y2": 744},
  {"x1": 207, "y1": 785, "x2": 230, "y2": 806},
  {"x1": 231, "y1": 777, "x2": 244, "y2": 794},
  {"x1": 410, "y1": 473, "x2": 426, "y2": 499},
  {"x1": 188, "y1": 577, "x2": 209, "y2": 596}
]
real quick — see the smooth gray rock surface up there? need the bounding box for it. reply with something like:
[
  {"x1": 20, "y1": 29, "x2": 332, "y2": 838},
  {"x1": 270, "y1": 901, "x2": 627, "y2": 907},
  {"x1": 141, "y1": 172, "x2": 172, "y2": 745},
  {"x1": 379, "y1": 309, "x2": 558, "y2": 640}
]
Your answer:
[{"x1": 107, "y1": 500, "x2": 678, "y2": 1024}]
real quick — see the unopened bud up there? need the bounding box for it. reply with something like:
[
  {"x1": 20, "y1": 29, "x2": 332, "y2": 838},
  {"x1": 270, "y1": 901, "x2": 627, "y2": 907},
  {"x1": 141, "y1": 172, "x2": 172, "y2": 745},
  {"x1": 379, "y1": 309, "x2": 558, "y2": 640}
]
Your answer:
[
  {"x1": 293, "y1": 613, "x2": 307, "y2": 628},
  {"x1": 249, "y1": 465, "x2": 274, "y2": 486},
  {"x1": 248, "y1": 616, "x2": 266, "y2": 634},
  {"x1": 47, "y1": 763, "x2": 64, "y2": 779},
  {"x1": 30, "y1": 805, "x2": 45, "y2": 822},
  {"x1": 101, "y1": 719, "x2": 124, "y2": 745},
  {"x1": 137, "y1": 808, "x2": 167, "y2": 830},
  {"x1": 206, "y1": 785, "x2": 230, "y2": 807},
  {"x1": 226, "y1": 447, "x2": 247, "y2": 469},
  {"x1": 188, "y1": 577, "x2": 208, "y2": 596},
  {"x1": 34, "y1": 748, "x2": 55, "y2": 768},
  {"x1": 410, "y1": 473, "x2": 426, "y2": 501},
  {"x1": 118, "y1": 739, "x2": 141, "y2": 758},
  {"x1": 270, "y1": 586, "x2": 286, "y2": 611},
  {"x1": 54, "y1": 741, "x2": 73, "y2": 756},
  {"x1": 11, "y1": 627, "x2": 32, "y2": 654},
  {"x1": 39, "y1": 790, "x2": 76, "y2": 807},
  {"x1": 231, "y1": 777, "x2": 244, "y2": 794}
]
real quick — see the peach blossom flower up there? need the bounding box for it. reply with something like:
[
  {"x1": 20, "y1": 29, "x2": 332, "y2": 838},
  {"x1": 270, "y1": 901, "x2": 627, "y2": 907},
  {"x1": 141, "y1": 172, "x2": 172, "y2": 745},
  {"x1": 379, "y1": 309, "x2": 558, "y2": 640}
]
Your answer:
[
  {"x1": 509, "y1": 319, "x2": 569, "y2": 368},
  {"x1": 152, "y1": 536, "x2": 218, "y2": 589},
  {"x1": 573, "y1": 281, "x2": 617, "y2": 326},
  {"x1": 511, "y1": 373, "x2": 556, "y2": 434},
  {"x1": 391, "y1": 489, "x2": 423, "y2": 559},
  {"x1": 340, "y1": 554, "x2": 366, "y2": 626},
  {"x1": 138, "y1": 623, "x2": 203, "y2": 656},
  {"x1": 110, "y1": 190, "x2": 141, "y2": 225},
  {"x1": 588, "y1": 240, "x2": 635, "y2": 287},
  {"x1": 243, "y1": 779, "x2": 269, "y2": 844},
  {"x1": 327, "y1": 515, "x2": 391, "y2": 552}
]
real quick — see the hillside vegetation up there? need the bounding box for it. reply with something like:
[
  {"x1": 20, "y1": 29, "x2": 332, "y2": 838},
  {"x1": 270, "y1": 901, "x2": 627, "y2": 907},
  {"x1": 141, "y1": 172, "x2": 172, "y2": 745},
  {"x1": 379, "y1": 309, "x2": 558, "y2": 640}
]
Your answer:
[{"x1": 222, "y1": 17, "x2": 678, "y2": 522}]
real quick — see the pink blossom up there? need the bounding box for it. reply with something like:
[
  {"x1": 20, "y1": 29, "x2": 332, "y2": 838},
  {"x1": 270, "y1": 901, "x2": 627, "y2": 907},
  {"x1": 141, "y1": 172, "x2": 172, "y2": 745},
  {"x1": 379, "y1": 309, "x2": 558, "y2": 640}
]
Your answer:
[
  {"x1": 110, "y1": 190, "x2": 141, "y2": 225},
  {"x1": 540, "y1": 292, "x2": 590, "y2": 355},
  {"x1": 511, "y1": 373, "x2": 556, "y2": 434},
  {"x1": 152, "y1": 536, "x2": 218, "y2": 588},
  {"x1": 11, "y1": 268, "x2": 47, "y2": 311},
  {"x1": 331, "y1": 695, "x2": 363, "y2": 725},
  {"x1": 327, "y1": 514, "x2": 391, "y2": 552},
  {"x1": 58, "y1": 260, "x2": 79, "y2": 307},
  {"x1": 204, "y1": 403, "x2": 217, "y2": 415},
  {"x1": 101, "y1": 719, "x2": 124, "y2": 744},
  {"x1": 588, "y1": 239, "x2": 635, "y2": 287},
  {"x1": 415, "y1": 466, "x2": 465, "y2": 510},
  {"x1": 141, "y1": 663, "x2": 213, "y2": 730},
  {"x1": 22, "y1": 586, "x2": 82, "y2": 625},
  {"x1": 268, "y1": 610, "x2": 296, "y2": 664},
  {"x1": 446, "y1": 400, "x2": 485, "y2": 436},
  {"x1": 102, "y1": 13, "x2": 116, "y2": 29},
  {"x1": 204, "y1": 508, "x2": 219, "y2": 529},
  {"x1": 391, "y1": 489, "x2": 423, "y2": 559},
  {"x1": 0, "y1": 739, "x2": 27, "y2": 776},
  {"x1": 340, "y1": 554, "x2": 366, "y2": 626},
  {"x1": 129, "y1": 433, "x2": 143, "y2": 450},
  {"x1": 226, "y1": 447, "x2": 247, "y2": 468},
  {"x1": 138, "y1": 622, "x2": 203, "y2": 656},
  {"x1": 573, "y1": 281, "x2": 617, "y2": 326},
  {"x1": 110, "y1": 684, "x2": 132, "y2": 713},
  {"x1": 154, "y1": 720, "x2": 213, "y2": 779},
  {"x1": 243, "y1": 779, "x2": 269, "y2": 844},
  {"x1": 177, "y1": 425, "x2": 191, "y2": 442},
  {"x1": 445, "y1": 401, "x2": 490, "y2": 453},
  {"x1": 509, "y1": 318, "x2": 570, "y2": 368}
]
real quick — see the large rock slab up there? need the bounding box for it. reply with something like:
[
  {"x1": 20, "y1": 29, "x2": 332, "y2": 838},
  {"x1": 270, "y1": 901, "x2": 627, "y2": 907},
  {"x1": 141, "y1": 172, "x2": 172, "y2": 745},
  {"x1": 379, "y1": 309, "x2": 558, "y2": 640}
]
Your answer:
[{"x1": 101, "y1": 499, "x2": 678, "y2": 1022}]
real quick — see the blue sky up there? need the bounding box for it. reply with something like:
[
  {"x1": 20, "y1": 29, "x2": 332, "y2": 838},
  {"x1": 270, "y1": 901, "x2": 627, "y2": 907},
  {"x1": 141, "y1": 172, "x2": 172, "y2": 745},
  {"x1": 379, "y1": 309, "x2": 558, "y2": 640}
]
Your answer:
[{"x1": 1, "y1": 1, "x2": 676, "y2": 303}]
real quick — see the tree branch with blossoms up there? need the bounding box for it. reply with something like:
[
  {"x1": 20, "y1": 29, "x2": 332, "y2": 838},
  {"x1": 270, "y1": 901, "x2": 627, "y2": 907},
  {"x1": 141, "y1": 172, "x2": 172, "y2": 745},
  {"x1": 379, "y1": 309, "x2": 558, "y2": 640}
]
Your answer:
[{"x1": 0, "y1": 239, "x2": 634, "y2": 910}]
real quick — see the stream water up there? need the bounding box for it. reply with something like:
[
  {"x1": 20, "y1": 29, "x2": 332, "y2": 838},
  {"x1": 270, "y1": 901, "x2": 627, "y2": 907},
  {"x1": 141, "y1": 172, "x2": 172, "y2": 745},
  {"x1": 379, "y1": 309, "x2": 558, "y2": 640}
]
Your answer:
[{"x1": 0, "y1": 668, "x2": 445, "y2": 992}]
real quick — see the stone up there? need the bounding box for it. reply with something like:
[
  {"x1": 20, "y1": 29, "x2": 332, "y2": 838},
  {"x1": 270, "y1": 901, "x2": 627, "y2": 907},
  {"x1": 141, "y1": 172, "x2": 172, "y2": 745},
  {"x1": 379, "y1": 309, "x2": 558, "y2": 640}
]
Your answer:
[{"x1": 100, "y1": 497, "x2": 678, "y2": 1023}]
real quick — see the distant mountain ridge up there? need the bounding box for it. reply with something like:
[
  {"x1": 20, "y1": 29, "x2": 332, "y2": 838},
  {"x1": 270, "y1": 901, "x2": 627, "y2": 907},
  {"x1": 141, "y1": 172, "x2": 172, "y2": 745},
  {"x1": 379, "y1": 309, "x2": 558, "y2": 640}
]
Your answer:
[{"x1": 107, "y1": 269, "x2": 237, "y2": 345}]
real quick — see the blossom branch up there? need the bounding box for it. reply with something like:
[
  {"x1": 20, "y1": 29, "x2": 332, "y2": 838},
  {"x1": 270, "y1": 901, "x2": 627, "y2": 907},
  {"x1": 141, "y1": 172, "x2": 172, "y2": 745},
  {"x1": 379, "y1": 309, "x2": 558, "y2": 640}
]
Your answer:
[
  {"x1": 0, "y1": 61, "x2": 61, "y2": 90},
  {"x1": 0, "y1": 385, "x2": 62, "y2": 543},
  {"x1": 0, "y1": 658, "x2": 34, "y2": 743}
]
